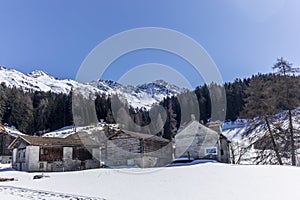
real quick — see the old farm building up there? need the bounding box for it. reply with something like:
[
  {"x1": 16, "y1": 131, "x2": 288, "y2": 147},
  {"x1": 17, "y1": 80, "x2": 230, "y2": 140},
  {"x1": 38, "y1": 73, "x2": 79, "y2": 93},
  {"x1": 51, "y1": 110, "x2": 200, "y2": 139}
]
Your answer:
[
  {"x1": 8, "y1": 134, "x2": 101, "y2": 172},
  {"x1": 7, "y1": 120, "x2": 231, "y2": 172},
  {"x1": 175, "y1": 120, "x2": 231, "y2": 163},
  {"x1": 8, "y1": 128, "x2": 173, "y2": 171}
]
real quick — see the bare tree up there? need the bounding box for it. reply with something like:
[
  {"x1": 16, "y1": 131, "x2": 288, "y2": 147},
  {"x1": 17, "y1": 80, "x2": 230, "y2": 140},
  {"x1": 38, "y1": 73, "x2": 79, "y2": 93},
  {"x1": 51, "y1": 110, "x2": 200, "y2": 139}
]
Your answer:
[
  {"x1": 241, "y1": 75, "x2": 283, "y2": 165},
  {"x1": 273, "y1": 57, "x2": 300, "y2": 166}
]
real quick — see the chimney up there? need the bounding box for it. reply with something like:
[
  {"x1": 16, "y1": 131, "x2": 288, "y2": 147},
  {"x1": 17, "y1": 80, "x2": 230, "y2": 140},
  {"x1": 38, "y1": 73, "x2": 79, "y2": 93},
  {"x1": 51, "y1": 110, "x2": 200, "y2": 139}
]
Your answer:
[
  {"x1": 207, "y1": 122, "x2": 222, "y2": 135},
  {"x1": 191, "y1": 114, "x2": 196, "y2": 121}
]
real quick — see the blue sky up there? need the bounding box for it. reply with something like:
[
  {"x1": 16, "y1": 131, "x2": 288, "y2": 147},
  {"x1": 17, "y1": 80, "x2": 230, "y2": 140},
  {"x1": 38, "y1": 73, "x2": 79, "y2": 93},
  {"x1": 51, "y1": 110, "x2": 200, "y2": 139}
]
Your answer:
[{"x1": 0, "y1": 0, "x2": 299, "y2": 88}]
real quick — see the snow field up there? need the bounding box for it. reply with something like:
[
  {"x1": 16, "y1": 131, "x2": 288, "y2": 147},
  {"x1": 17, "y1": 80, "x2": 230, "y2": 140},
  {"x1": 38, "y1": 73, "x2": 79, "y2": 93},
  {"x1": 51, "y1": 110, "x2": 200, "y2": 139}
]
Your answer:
[{"x1": 1, "y1": 163, "x2": 300, "y2": 200}]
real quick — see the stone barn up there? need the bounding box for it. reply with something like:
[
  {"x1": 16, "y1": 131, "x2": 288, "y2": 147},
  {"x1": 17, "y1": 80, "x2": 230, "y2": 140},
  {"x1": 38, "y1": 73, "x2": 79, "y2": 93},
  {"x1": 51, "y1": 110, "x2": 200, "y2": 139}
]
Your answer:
[
  {"x1": 0, "y1": 124, "x2": 17, "y2": 164},
  {"x1": 175, "y1": 120, "x2": 231, "y2": 163},
  {"x1": 63, "y1": 127, "x2": 174, "y2": 168},
  {"x1": 9, "y1": 134, "x2": 101, "y2": 172},
  {"x1": 101, "y1": 130, "x2": 173, "y2": 168}
]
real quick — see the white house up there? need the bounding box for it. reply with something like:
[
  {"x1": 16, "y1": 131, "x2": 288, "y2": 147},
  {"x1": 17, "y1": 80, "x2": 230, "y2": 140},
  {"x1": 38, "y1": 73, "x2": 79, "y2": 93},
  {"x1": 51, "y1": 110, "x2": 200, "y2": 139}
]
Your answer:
[{"x1": 175, "y1": 120, "x2": 231, "y2": 163}]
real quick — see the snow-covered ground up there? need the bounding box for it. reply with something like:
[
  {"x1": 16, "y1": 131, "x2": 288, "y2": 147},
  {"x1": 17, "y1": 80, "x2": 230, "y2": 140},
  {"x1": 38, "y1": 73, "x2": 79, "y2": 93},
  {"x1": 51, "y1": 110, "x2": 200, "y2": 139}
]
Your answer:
[{"x1": 1, "y1": 163, "x2": 300, "y2": 200}]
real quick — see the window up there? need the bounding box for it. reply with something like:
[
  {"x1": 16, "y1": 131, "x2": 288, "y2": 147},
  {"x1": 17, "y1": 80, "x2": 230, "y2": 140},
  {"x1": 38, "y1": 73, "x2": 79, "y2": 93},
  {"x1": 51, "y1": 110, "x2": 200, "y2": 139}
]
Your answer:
[
  {"x1": 221, "y1": 149, "x2": 224, "y2": 155},
  {"x1": 39, "y1": 147, "x2": 63, "y2": 162},
  {"x1": 73, "y1": 147, "x2": 93, "y2": 161},
  {"x1": 205, "y1": 147, "x2": 218, "y2": 155},
  {"x1": 39, "y1": 162, "x2": 44, "y2": 169}
]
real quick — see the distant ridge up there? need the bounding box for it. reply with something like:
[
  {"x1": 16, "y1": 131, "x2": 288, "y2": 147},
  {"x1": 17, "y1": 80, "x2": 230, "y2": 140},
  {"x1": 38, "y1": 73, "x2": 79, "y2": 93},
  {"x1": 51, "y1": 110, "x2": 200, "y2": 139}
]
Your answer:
[{"x1": 0, "y1": 67, "x2": 187, "y2": 109}]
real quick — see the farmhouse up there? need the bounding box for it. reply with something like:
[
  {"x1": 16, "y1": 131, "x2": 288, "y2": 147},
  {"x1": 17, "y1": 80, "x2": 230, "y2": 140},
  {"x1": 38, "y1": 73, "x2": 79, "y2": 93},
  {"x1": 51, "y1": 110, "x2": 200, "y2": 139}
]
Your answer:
[
  {"x1": 8, "y1": 133, "x2": 101, "y2": 172},
  {"x1": 175, "y1": 120, "x2": 231, "y2": 163},
  {"x1": 0, "y1": 124, "x2": 17, "y2": 164}
]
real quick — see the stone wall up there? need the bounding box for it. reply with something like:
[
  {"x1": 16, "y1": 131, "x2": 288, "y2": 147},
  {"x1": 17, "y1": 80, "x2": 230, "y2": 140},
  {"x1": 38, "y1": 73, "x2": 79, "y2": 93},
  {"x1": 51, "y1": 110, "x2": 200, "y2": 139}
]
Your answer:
[
  {"x1": 103, "y1": 133, "x2": 172, "y2": 168},
  {"x1": 26, "y1": 146, "x2": 40, "y2": 171}
]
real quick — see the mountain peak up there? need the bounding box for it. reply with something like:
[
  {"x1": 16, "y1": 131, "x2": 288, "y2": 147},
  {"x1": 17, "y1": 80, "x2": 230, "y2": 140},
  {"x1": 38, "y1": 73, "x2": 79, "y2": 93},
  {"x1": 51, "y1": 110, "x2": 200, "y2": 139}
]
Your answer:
[
  {"x1": 0, "y1": 66, "x2": 7, "y2": 70},
  {"x1": 153, "y1": 79, "x2": 169, "y2": 85},
  {"x1": 28, "y1": 70, "x2": 56, "y2": 79}
]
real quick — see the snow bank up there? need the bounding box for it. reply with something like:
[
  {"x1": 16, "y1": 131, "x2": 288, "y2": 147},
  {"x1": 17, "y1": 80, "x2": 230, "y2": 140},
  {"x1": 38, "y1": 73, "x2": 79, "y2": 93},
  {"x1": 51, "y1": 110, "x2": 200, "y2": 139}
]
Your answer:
[{"x1": 1, "y1": 164, "x2": 300, "y2": 200}]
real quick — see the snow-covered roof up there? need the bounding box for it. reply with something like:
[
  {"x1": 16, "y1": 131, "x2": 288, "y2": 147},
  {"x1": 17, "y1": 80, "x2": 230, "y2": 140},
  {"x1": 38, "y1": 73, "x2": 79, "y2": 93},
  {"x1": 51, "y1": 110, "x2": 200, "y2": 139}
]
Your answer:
[{"x1": 0, "y1": 124, "x2": 25, "y2": 138}]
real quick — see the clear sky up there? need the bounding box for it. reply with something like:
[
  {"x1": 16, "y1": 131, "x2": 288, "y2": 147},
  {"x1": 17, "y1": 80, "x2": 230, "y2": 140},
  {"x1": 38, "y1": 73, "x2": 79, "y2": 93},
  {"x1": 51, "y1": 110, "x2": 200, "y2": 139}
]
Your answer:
[{"x1": 0, "y1": 0, "x2": 299, "y2": 88}]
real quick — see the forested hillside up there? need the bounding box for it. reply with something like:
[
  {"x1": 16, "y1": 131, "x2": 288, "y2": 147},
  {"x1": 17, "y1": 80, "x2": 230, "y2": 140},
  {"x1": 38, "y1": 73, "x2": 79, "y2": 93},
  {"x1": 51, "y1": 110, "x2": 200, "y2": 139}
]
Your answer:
[{"x1": 0, "y1": 78, "x2": 245, "y2": 136}]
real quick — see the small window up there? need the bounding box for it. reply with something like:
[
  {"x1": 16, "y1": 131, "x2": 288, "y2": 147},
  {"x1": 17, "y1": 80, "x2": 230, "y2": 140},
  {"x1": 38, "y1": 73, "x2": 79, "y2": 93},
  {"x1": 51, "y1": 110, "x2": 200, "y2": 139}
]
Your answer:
[
  {"x1": 40, "y1": 148, "x2": 44, "y2": 155},
  {"x1": 205, "y1": 147, "x2": 218, "y2": 155},
  {"x1": 39, "y1": 162, "x2": 44, "y2": 169}
]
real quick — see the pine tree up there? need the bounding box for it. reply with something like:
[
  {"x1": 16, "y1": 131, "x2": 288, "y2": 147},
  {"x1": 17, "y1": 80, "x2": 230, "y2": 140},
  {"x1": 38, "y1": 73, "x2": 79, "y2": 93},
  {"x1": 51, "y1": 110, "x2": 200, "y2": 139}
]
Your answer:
[
  {"x1": 4, "y1": 87, "x2": 34, "y2": 134},
  {"x1": 163, "y1": 97, "x2": 177, "y2": 140},
  {"x1": 0, "y1": 83, "x2": 8, "y2": 122}
]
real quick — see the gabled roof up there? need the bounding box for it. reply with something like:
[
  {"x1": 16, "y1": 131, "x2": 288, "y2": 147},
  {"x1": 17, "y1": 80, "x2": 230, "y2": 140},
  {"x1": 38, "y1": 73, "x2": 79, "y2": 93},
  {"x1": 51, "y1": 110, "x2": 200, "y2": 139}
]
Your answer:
[
  {"x1": 109, "y1": 130, "x2": 170, "y2": 143},
  {"x1": 175, "y1": 120, "x2": 230, "y2": 141},
  {"x1": 176, "y1": 120, "x2": 218, "y2": 139},
  {"x1": 8, "y1": 134, "x2": 100, "y2": 149}
]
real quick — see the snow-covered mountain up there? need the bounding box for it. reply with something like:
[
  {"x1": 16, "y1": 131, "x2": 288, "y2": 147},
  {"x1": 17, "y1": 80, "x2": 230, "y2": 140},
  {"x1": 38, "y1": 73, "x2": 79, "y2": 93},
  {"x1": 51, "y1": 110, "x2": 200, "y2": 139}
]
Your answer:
[
  {"x1": 0, "y1": 67, "x2": 187, "y2": 109},
  {"x1": 89, "y1": 79, "x2": 188, "y2": 109},
  {"x1": 0, "y1": 67, "x2": 99, "y2": 95}
]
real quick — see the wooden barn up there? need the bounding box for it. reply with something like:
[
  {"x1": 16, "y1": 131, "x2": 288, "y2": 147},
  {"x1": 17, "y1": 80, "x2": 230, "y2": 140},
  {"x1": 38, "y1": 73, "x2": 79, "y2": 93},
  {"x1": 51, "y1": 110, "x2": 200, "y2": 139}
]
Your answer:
[
  {"x1": 175, "y1": 120, "x2": 231, "y2": 163},
  {"x1": 8, "y1": 134, "x2": 101, "y2": 172}
]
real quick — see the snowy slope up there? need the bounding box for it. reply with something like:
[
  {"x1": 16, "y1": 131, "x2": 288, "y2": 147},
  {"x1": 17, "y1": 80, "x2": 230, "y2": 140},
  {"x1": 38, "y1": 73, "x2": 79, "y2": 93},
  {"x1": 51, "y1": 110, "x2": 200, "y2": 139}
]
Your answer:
[
  {"x1": 0, "y1": 67, "x2": 186, "y2": 109},
  {"x1": 1, "y1": 164, "x2": 300, "y2": 200},
  {"x1": 222, "y1": 108, "x2": 300, "y2": 142},
  {"x1": 222, "y1": 119, "x2": 250, "y2": 142},
  {"x1": 222, "y1": 109, "x2": 300, "y2": 165}
]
